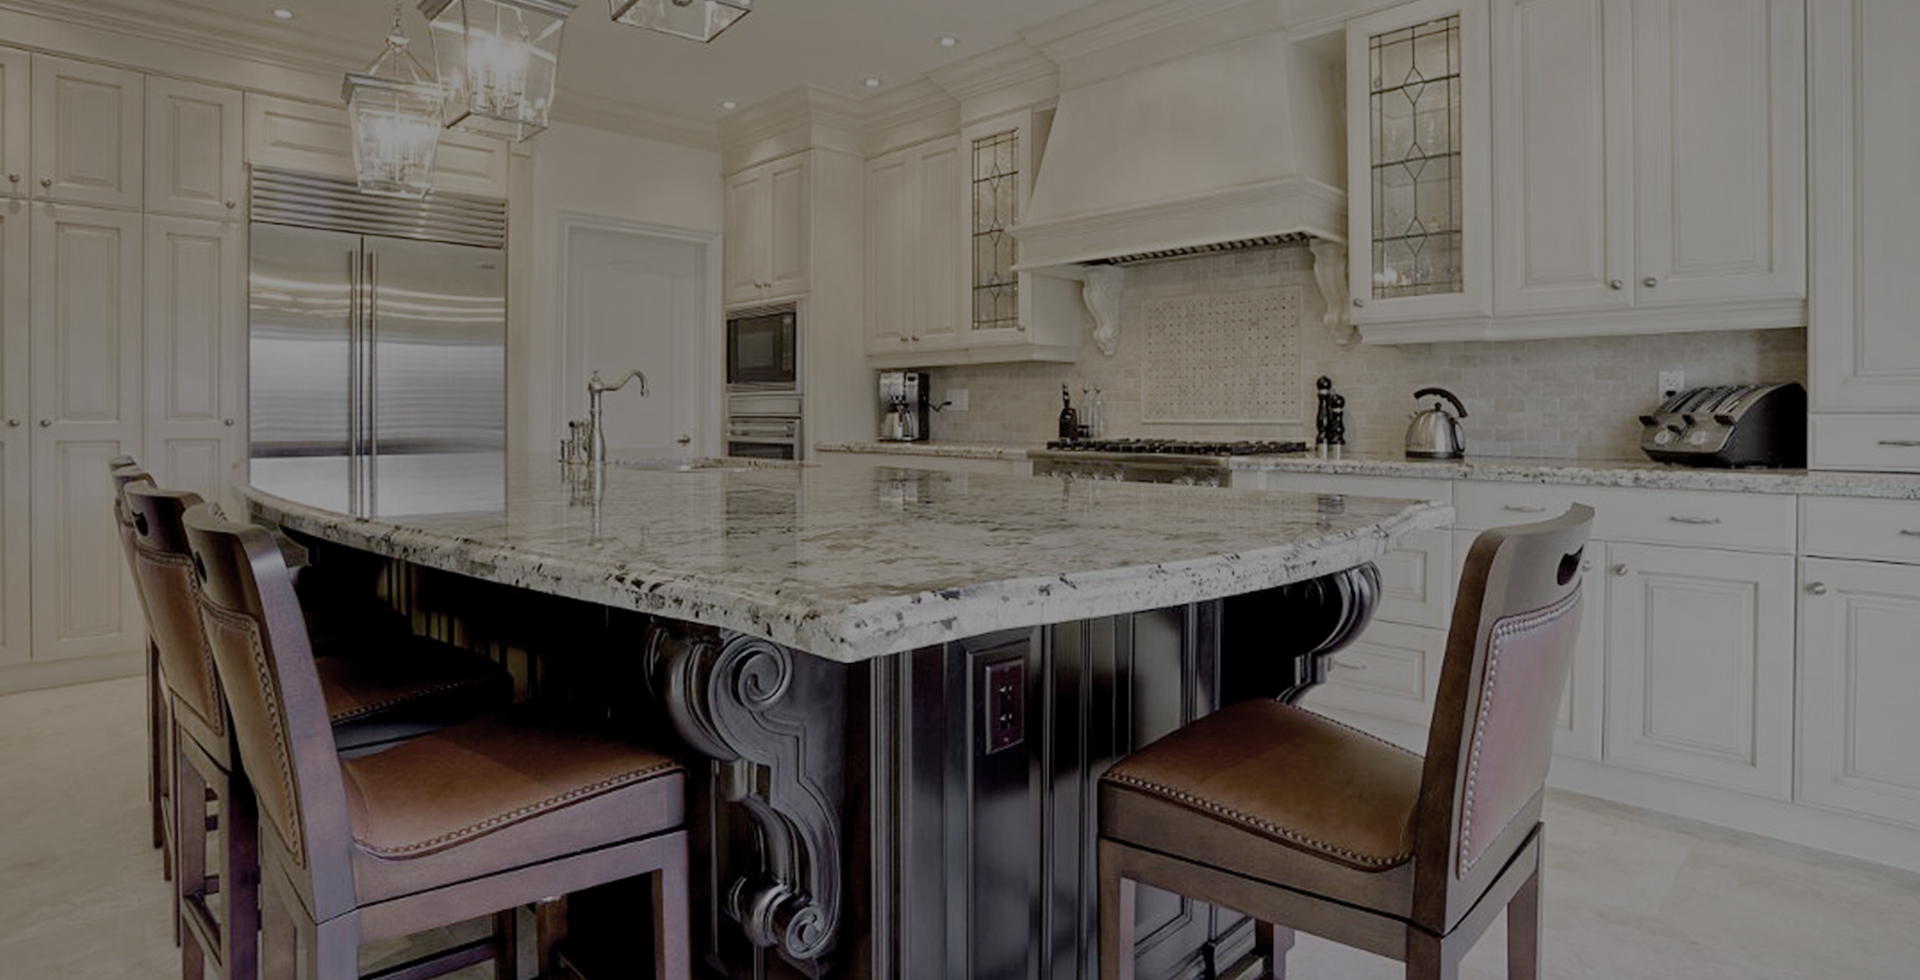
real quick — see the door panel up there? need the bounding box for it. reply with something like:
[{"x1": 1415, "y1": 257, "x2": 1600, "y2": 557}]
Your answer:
[
  {"x1": 1798, "y1": 557, "x2": 1920, "y2": 829},
  {"x1": 30, "y1": 205, "x2": 141, "y2": 661},
  {"x1": 366, "y1": 236, "x2": 504, "y2": 457},
  {"x1": 564, "y1": 224, "x2": 705, "y2": 457},
  {"x1": 146, "y1": 216, "x2": 244, "y2": 506},
  {"x1": 247, "y1": 223, "x2": 357, "y2": 460},
  {"x1": 146, "y1": 77, "x2": 243, "y2": 220},
  {"x1": 0, "y1": 203, "x2": 26, "y2": 665},
  {"x1": 0, "y1": 47, "x2": 27, "y2": 200},
  {"x1": 31, "y1": 55, "x2": 142, "y2": 210}
]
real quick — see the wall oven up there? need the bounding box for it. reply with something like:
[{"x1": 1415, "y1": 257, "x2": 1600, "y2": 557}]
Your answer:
[
  {"x1": 726, "y1": 304, "x2": 798, "y2": 388},
  {"x1": 725, "y1": 415, "x2": 802, "y2": 460}
]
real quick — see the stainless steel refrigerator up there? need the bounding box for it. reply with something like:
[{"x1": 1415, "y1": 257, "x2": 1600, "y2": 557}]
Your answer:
[{"x1": 248, "y1": 168, "x2": 507, "y2": 516}]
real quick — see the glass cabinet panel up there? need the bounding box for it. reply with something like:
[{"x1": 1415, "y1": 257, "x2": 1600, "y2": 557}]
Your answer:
[{"x1": 970, "y1": 127, "x2": 1020, "y2": 332}]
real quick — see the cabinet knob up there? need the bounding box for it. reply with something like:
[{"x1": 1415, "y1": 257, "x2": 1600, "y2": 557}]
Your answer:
[
  {"x1": 39, "y1": 177, "x2": 51, "y2": 189},
  {"x1": 1642, "y1": 275, "x2": 1658, "y2": 288},
  {"x1": 38, "y1": 419, "x2": 49, "y2": 427},
  {"x1": 6, "y1": 173, "x2": 16, "y2": 184},
  {"x1": 1581, "y1": 559, "x2": 1593, "y2": 572},
  {"x1": 1609, "y1": 278, "x2": 1624, "y2": 290},
  {"x1": 5, "y1": 418, "x2": 18, "y2": 427},
  {"x1": 909, "y1": 335, "x2": 921, "y2": 342},
  {"x1": 225, "y1": 201, "x2": 237, "y2": 210},
  {"x1": 223, "y1": 418, "x2": 235, "y2": 427},
  {"x1": 1352, "y1": 297, "x2": 1367, "y2": 308},
  {"x1": 677, "y1": 435, "x2": 691, "y2": 445},
  {"x1": 898, "y1": 337, "x2": 909, "y2": 344},
  {"x1": 1806, "y1": 582, "x2": 1829, "y2": 596},
  {"x1": 1612, "y1": 563, "x2": 1629, "y2": 577}
]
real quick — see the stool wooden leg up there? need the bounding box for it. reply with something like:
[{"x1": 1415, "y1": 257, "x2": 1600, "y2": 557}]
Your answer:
[
  {"x1": 1098, "y1": 840, "x2": 1137, "y2": 980},
  {"x1": 1256, "y1": 922, "x2": 1296, "y2": 979},
  {"x1": 492, "y1": 908, "x2": 518, "y2": 980},
  {"x1": 1506, "y1": 863, "x2": 1542, "y2": 980},
  {"x1": 534, "y1": 896, "x2": 568, "y2": 977},
  {"x1": 222, "y1": 777, "x2": 260, "y2": 980},
  {"x1": 260, "y1": 874, "x2": 298, "y2": 980},
  {"x1": 653, "y1": 837, "x2": 691, "y2": 980}
]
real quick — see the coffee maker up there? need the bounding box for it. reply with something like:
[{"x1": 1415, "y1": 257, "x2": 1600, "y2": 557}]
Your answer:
[{"x1": 878, "y1": 371, "x2": 929, "y2": 442}]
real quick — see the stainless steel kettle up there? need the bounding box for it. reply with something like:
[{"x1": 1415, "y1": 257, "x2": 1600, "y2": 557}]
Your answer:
[{"x1": 1405, "y1": 387, "x2": 1468, "y2": 459}]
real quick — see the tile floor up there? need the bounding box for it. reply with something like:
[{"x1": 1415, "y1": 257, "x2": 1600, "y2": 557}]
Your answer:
[{"x1": 4, "y1": 675, "x2": 1918, "y2": 979}]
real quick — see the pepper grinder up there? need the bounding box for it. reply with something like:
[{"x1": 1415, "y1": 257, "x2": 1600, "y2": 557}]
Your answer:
[
  {"x1": 1327, "y1": 393, "x2": 1346, "y2": 458},
  {"x1": 1314, "y1": 376, "x2": 1334, "y2": 449}
]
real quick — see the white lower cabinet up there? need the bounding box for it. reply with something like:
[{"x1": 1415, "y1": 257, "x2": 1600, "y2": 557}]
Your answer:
[
  {"x1": 1797, "y1": 557, "x2": 1920, "y2": 829},
  {"x1": 1603, "y1": 542, "x2": 1796, "y2": 797}
]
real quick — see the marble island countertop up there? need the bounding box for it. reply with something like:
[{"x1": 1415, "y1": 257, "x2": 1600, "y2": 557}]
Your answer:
[
  {"x1": 816, "y1": 442, "x2": 1920, "y2": 500},
  {"x1": 240, "y1": 454, "x2": 1450, "y2": 663}
]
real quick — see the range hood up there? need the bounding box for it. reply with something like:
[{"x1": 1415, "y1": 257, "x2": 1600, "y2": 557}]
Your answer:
[{"x1": 1015, "y1": 30, "x2": 1346, "y2": 272}]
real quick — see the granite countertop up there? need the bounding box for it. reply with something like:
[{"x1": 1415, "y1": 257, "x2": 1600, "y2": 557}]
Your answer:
[
  {"x1": 240, "y1": 454, "x2": 1450, "y2": 663},
  {"x1": 814, "y1": 442, "x2": 1920, "y2": 500}
]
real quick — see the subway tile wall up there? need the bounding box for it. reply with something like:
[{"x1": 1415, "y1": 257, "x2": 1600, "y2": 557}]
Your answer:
[{"x1": 925, "y1": 243, "x2": 1806, "y2": 460}]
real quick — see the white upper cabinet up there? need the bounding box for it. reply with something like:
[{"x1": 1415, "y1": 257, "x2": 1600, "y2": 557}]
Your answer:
[
  {"x1": 724, "y1": 152, "x2": 810, "y2": 308},
  {"x1": 1807, "y1": 0, "x2": 1920, "y2": 471},
  {"x1": 0, "y1": 48, "x2": 26, "y2": 202},
  {"x1": 242, "y1": 93, "x2": 510, "y2": 199},
  {"x1": 1631, "y1": 0, "x2": 1805, "y2": 307},
  {"x1": 865, "y1": 137, "x2": 963, "y2": 357},
  {"x1": 146, "y1": 78, "x2": 243, "y2": 221},
  {"x1": 30, "y1": 56, "x2": 143, "y2": 211},
  {"x1": 144, "y1": 216, "x2": 245, "y2": 507},
  {"x1": 1370, "y1": 0, "x2": 1805, "y2": 342},
  {"x1": 1346, "y1": 0, "x2": 1494, "y2": 325}
]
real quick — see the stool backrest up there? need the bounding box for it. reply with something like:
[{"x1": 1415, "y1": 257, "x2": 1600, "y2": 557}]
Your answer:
[
  {"x1": 183, "y1": 501, "x2": 357, "y2": 921},
  {"x1": 1413, "y1": 503, "x2": 1592, "y2": 932},
  {"x1": 123, "y1": 483, "x2": 225, "y2": 740},
  {"x1": 110, "y1": 463, "x2": 156, "y2": 617}
]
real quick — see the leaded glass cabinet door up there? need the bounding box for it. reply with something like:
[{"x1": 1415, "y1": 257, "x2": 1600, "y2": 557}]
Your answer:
[{"x1": 1346, "y1": 0, "x2": 1492, "y2": 325}]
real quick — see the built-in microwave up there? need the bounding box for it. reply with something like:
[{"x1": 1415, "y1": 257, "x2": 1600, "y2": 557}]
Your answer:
[{"x1": 726, "y1": 304, "x2": 798, "y2": 388}]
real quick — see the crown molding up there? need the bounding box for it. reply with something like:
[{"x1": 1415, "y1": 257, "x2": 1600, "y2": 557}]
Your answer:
[
  {"x1": 925, "y1": 39, "x2": 1057, "y2": 106},
  {"x1": 549, "y1": 91, "x2": 720, "y2": 151},
  {"x1": 1021, "y1": 0, "x2": 1241, "y2": 64},
  {"x1": 0, "y1": 0, "x2": 365, "y2": 78},
  {"x1": 859, "y1": 80, "x2": 961, "y2": 156},
  {"x1": 718, "y1": 85, "x2": 868, "y2": 173}
]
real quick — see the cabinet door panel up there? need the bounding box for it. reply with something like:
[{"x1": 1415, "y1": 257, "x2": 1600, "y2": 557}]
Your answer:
[
  {"x1": 864, "y1": 151, "x2": 910, "y2": 352},
  {"x1": 1798, "y1": 558, "x2": 1920, "y2": 828},
  {"x1": 0, "y1": 205, "x2": 26, "y2": 665},
  {"x1": 1604, "y1": 543, "x2": 1793, "y2": 796},
  {"x1": 30, "y1": 205, "x2": 142, "y2": 662},
  {"x1": 0, "y1": 47, "x2": 26, "y2": 200},
  {"x1": 723, "y1": 167, "x2": 766, "y2": 304},
  {"x1": 915, "y1": 141, "x2": 962, "y2": 348},
  {"x1": 31, "y1": 56, "x2": 142, "y2": 210},
  {"x1": 145, "y1": 216, "x2": 244, "y2": 507},
  {"x1": 1492, "y1": 0, "x2": 1632, "y2": 314},
  {"x1": 1633, "y1": 0, "x2": 1804, "y2": 304},
  {"x1": 766, "y1": 155, "x2": 809, "y2": 298},
  {"x1": 1807, "y1": 0, "x2": 1920, "y2": 412},
  {"x1": 147, "y1": 77, "x2": 242, "y2": 220}
]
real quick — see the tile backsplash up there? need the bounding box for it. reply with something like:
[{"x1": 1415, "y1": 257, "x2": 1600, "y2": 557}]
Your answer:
[{"x1": 926, "y1": 243, "x2": 1806, "y2": 460}]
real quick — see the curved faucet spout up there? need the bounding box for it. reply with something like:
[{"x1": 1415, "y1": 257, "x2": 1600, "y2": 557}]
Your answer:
[{"x1": 589, "y1": 369, "x2": 649, "y2": 398}]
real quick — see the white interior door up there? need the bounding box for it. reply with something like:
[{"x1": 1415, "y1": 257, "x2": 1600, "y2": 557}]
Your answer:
[{"x1": 562, "y1": 220, "x2": 711, "y2": 457}]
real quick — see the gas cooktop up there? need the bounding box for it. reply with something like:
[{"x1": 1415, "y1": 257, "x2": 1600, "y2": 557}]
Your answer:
[{"x1": 1039, "y1": 438, "x2": 1310, "y2": 456}]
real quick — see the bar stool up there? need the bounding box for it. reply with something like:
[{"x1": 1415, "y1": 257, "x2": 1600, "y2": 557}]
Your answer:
[
  {"x1": 1098, "y1": 505, "x2": 1594, "y2": 980},
  {"x1": 183, "y1": 500, "x2": 690, "y2": 980},
  {"x1": 122, "y1": 483, "x2": 514, "y2": 980},
  {"x1": 108, "y1": 461, "x2": 170, "y2": 876}
]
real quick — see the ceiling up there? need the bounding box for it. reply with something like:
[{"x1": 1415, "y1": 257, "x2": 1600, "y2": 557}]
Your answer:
[{"x1": 186, "y1": 0, "x2": 1118, "y2": 126}]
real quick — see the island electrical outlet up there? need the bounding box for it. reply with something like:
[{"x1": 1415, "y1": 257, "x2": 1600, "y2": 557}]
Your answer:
[{"x1": 984, "y1": 659, "x2": 1024, "y2": 754}]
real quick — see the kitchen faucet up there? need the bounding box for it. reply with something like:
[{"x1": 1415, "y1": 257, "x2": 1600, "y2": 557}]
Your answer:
[{"x1": 586, "y1": 369, "x2": 648, "y2": 468}]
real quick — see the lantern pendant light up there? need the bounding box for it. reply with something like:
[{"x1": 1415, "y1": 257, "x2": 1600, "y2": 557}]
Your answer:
[
  {"x1": 344, "y1": 2, "x2": 446, "y2": 199},
  {"x1": 610, "y1": 0, "x2": 751, "y2": 43},
  {"x1": 419, "y1": 0, "x2": 574, "y2": 141}
]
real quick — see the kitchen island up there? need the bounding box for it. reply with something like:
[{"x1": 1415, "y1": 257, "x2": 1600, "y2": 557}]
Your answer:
[{"x1": 240, "y1": 454, "x2": 1450, "y2": 980}]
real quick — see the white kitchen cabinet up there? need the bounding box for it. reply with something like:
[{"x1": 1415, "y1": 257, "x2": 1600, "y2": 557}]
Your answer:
[
  {"x1": 824, "y1": 451, "x2": 1028, "y2": 478},
  {"x1": 145, "y1": 77, "x2": 243, "y2": 221},
  {"x1": 0, "y1": 47, "x2": 27, "y2": 202},
  {"x1": 864, "y1": 138, "x2": 962, "y2": 356},
  {"x1": 1807, "y1": 1, "x2": 1920, "y2": 471},
  {"x1": 1301, "y1": 619, "x2": 1448, "y2": 751},
  {"x1": 1345, "y1": 0, "x2": 1494, "y2": 326},
  {"x1": 144, "y1": 216, "x2": 245, "y2": 507},
  {"x1": 30, "y1": 56, "x2": 142, "y2": 211},
  {"x1": 1797, "y1": 495, "x2": 1920, "y2": 829},
  {"x1": 0, "y1": 200, "x2": 27, "y2": 666},
  {"x1": 724, "y1": 152, "x2": 809, "y2": 308},
  {"x1": 241, "y1": 93, "x2": 510, "y2": 199},
  {"x1": 28, "y1": 204, "x2": 143, "y2": 663},
  {"x1": 1603, "y1": 541, "x2": 1795, "y2": 798}
]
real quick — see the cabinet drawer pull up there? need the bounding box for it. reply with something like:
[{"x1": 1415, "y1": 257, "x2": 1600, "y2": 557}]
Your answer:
[
  {"x1": 1667, "y1": 516, "x2": 1722, "y2": 525},
  {"x1": 1501, "y1": 504, "x2": 1548, "y2": 513},
  {"x1": 1333, "y1": 660, "x2": 1367, "y2": 672},
  {"x1": 1877, "y1": 440, "x2": 1920, "y2": 448},
  {"x1": 1901, "y1": 529, "x2": 1920, "y2": 538}
]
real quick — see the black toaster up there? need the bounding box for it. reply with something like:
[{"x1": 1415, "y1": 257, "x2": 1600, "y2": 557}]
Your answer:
[{"x1": 1639, "y1": 382, "x2": 1806, "y2": 468}]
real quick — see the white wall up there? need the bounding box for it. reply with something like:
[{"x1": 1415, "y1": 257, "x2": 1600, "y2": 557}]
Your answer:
[{"x1": 513, "y1": 123, "x2": 724, "y2": 457}]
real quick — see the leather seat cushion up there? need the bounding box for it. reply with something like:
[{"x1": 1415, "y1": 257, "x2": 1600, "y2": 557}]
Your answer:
[
  {"x1": 1101, "y1": 700, "x2": 1423, "y2": 908},
  {"x1": 342, "y1": 707, "x2": 684, "y2": 904},
  {"x1": 317, "y1": 635, "x2": 513, "y2": 748}
]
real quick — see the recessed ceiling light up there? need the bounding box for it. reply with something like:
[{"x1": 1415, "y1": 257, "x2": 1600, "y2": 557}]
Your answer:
[
  {"x1": 939, "y1": 37, "x2": 958, "y2": 48},
  {"x1": 863, "y1": 77, "x2": 883, "y2": 88},
  {"x1": 271, "y1": 7, "x2": 294, "y2": 19},
  {"x1": 720, "y1": 100, "x2": 738, "y2": 111}
]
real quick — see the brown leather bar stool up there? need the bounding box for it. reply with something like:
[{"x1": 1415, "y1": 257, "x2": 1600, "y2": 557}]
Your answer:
[
  {"x1": 109, "y1": 460, "x2": 171, "y2": 876},
  {"x1": 1098, "y1": 505, "x2": 1594, "y2": 980},
  {"x1": 183, "y1": 500, "x2": 691, "y2": 980},
  {"x1": 122, "y1": 482, "x2": 515, "y2": 980}
]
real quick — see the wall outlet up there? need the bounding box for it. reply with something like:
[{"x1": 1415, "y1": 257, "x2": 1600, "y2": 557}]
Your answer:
[
  {"x1": 983, "y1": 659, "x2": 1024, "y2": 754},
  {"x1": 948, "y1": 388, "x2": 969, "y2": 412},
  {"x1": 1658, "y1": 370, "x2": 1686, "y2": 400}
]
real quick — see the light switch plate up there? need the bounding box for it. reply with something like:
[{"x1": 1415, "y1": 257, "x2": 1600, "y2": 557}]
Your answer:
[{"x1": 949, "y1": 388, "x2": 969, "y2": 412}]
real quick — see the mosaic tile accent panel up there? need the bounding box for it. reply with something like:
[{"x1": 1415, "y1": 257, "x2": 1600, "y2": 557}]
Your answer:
[{"x1": 1142, "y1": 287, "x2": 1303, "y2": 423}]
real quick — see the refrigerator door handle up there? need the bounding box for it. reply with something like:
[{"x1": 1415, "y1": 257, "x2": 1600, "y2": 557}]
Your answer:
[
  {"x1": 367, "y1": 248, "x2": 379, "y2": 461},
  {"x1": 347, "y1": 249, "x2": 363, "y2": 512}
]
